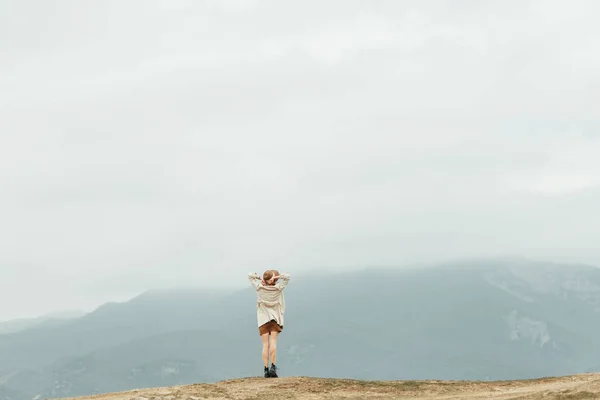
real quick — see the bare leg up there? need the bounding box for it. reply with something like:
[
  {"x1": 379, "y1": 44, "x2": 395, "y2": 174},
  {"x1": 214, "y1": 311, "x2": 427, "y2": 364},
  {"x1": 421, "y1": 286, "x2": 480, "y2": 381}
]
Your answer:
[
  {"x1": 261, "y1": 333, "x2": 270, "y2": 367},
  {"x1": 269, "y1": 331, "x2": 279, "y2": 365}
]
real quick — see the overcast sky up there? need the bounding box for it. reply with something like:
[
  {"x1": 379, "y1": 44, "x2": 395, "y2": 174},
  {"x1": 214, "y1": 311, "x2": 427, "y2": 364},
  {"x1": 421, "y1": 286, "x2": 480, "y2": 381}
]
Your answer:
[{"x1": 1, "y1": 0, "x2": 599, "y2": 321}]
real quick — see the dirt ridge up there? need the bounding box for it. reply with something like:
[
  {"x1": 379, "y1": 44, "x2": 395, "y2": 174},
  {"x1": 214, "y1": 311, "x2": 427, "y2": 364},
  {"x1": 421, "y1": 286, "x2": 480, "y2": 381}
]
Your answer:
[{"x1": 56, "y1": 374, "x2": 600, "y2": 400}]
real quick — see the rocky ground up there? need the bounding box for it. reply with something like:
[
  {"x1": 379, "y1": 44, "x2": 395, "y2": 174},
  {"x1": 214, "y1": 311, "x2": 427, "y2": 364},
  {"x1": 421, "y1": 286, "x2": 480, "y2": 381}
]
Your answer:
[{"x1": 56, "y1": 374, "x2": 600, "y2": 400}]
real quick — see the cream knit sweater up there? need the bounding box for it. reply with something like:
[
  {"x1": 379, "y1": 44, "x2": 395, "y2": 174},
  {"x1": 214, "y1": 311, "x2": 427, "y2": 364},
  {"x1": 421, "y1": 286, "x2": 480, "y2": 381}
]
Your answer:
[{"x1": 248, "y1": 272, "x2": 291, "y2": 328}]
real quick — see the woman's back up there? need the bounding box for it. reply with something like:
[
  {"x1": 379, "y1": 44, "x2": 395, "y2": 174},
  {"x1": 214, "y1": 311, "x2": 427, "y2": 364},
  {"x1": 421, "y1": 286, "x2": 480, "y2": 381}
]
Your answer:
[
  {"x1": 248, "y1": 272, "x2": 291, "y2": 327},
  {"x1": 248, "y1": 270, "x2": 291, "y2": 378}
]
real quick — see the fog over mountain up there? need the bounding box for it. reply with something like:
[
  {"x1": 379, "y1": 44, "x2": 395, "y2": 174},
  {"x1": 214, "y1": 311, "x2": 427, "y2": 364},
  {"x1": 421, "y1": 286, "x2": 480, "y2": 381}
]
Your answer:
[
  {"x1": 2, "y1": 2, "x2": 599, "y2": 399},
  {"x1": 0, "y1": 311, "x2": 84, "y2": 335},
  {"x1": 2, "y1": 0, "x2": 600, "y2": 321},
  {"x1": 1, "y1": 259, "x2": 600, "y2": 399}
]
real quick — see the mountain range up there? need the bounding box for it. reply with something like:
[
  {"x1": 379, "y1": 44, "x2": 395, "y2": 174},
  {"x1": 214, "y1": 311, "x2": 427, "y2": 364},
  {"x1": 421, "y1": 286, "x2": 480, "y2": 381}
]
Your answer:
[
  {"x1": 1, "y1": 258, "x2": 600, "y2": 400},
  {"x1": 0, "y1": 311, "x2": 84, "y2": 335}
]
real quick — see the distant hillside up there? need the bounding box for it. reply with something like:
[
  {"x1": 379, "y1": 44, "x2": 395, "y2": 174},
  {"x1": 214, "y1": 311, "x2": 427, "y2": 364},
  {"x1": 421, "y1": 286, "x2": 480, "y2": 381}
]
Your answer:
[
  {"x1": 2, "y1": 259, "x2": 600, "y2": 399},
  {"x1": 56, "y1": 374, "x2": 600, "y2": 400},
  {"x1": 0, "y1": 310, "x2": 85, "y2": 335}
]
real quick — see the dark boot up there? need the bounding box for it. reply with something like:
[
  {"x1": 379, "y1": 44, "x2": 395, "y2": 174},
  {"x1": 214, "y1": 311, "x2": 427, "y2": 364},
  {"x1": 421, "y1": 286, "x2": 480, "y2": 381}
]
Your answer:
[
  {"x1": 269, "y1": 363, "x2": 278, "y2": 378},
  {"x1": 264, "y1": 366, "x2": 270, "y2": 378}
]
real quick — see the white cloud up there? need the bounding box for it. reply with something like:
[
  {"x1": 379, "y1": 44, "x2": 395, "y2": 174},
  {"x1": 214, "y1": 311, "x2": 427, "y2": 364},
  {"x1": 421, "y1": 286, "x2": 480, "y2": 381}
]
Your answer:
[
  {"x1": 504, "y1": 135, "x2": 600, "y2": 195},
  {"x1": 0, "y1": 0, "x2": 599, "y2": 320}
]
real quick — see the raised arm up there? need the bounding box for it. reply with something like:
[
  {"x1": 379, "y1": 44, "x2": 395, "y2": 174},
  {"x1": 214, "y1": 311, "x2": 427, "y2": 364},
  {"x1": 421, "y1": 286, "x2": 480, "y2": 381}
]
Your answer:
[
  {"x1": 248, "y1": 272, "x2": 261, "y2": 290},
  {"x1": 275, "y1": 273, "x2": 291, "y2": 289}
]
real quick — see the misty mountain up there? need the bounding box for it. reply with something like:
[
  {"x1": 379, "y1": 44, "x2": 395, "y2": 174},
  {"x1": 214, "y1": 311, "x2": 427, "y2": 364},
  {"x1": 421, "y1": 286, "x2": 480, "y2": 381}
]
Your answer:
[
  {"x1": 0, "y1": 289, "x2": 230, "y2": 373},
  {"x1": 2, "y1": 259, "x2": 600, "y2": 399},
  {"x1": 0, "y1": 310, "x2": 85, "y2": 335}
]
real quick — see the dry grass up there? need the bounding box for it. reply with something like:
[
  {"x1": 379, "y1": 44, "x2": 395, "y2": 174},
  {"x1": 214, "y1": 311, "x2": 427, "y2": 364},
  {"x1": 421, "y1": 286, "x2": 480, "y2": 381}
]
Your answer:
[{"x1": 55, "y1": 373, "x2": 600, "y2": 400}]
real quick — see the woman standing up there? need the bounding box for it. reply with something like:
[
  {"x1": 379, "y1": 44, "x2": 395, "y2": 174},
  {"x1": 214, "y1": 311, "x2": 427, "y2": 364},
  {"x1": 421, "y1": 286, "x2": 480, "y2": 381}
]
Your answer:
[{"x1": 248, "y1": 270, "x2": 291, "y2": 378}]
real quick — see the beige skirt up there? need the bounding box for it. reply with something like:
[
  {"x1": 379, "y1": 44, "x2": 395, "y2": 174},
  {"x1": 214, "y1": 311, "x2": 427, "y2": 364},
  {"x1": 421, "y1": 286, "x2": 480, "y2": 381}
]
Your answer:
[{"x1": 259, "y1": 319, "x2": 283, "y2": 336}]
